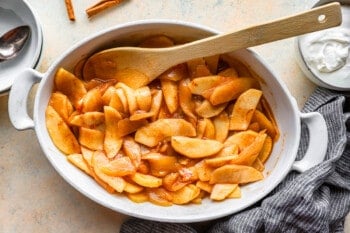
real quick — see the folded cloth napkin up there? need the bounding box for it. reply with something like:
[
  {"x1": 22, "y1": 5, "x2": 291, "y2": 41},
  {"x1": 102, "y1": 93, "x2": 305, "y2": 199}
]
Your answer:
[{"x1": 120, "y1": 87, "x2": 350, "y2": 233}]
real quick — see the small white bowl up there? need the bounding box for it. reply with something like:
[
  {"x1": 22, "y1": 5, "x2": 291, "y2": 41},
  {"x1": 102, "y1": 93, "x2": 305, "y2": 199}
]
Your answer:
[
  {"x1": 295, "y1": 0, "x2": 350, "y2": 90},
  {"x1": 8, "y1": 20, "x2": 328, "y2": 223},
  {"x1": 0, "y1": 0, "x2": 43, "y2": 93}
]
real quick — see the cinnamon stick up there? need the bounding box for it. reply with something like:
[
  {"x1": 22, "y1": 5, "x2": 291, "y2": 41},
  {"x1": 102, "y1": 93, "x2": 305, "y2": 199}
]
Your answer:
[
  {"x1": 64, "y1": 0, "x2": 75, "y2": 21},
  {"x1": 86, "y1": 0, "x2": 124, "y2": 18}
]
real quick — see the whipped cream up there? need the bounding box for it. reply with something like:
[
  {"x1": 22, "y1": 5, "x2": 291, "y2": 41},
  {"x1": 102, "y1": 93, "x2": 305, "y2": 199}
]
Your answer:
[{"x1": 303, "y1": 29, "x2": 350, "y2": 73}]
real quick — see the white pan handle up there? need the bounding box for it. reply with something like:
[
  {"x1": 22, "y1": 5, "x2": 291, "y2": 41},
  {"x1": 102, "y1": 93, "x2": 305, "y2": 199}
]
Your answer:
[
  {"x1": 292, "y1": 112, "x2": 328, "y2": 172},
  {"x1": 8, "y1": 68, "x2": 43, "y2": 130}
]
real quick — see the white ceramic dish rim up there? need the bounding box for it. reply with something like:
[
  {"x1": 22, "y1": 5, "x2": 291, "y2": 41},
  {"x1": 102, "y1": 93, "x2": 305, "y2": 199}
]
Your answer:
[
  {"x1": 8, "y1": 19, "x2": 328, "y2": 223},
  {"x1": 0, "y1": 0, "x2": 43, "y2": 93}
]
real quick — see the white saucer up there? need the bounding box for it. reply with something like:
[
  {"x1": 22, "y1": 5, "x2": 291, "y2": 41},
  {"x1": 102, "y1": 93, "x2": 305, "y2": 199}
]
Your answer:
[{"x1": 0, "y1": 0, "x2": 43, "y2": 93}]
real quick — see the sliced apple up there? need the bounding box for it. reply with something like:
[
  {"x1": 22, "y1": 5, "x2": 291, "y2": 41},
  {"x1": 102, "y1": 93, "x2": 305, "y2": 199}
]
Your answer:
[
  {"x1": 161, "y1": 79, "x2": 179, "y2": 114},
  {"x1": 122, "y1": 136, "x2": 141, "y2": 168},
  {"x1": 78, "y1": 127, "x2": 104, "y2": 151},
  {"x1": 172, "y1": 184, "x2": 200, "y2": 205},
  {"x1": 135, "y1": 119, "x2": 196, "y2": 147},
  {"x1": 49, "y1": 92, "x2": 74, "y2": 122},
  {"x1": 91, "y1": 150, "x2": 126, "y2": 192},
  {"x1": 130, "y1": 172, "x2": 162, "y2": 188},
  {"x1": 209, "y1": 77, "x2": 258, "y2": 106},
  {"x1": 135, "y1": 86, "x2": 152, "y2": 112},
  {"x1": 159, "y1": 63, "x2": 188, "y2": 81},
  {"x1": 171, "y1": 136, "x2": 223, "y2": 158},
  {"x1": 209, "y1": 164, "x2": 263, "y2": 184},
  {"x1": 213, "y1": 111, "x2": 229, "y2": 142},
  {"x1": 115, "y1": 82, "x2": 137, "y2": 115},
  {"x1": 69, "y1": 112, "x2": 105, "y2": 128},
  {"x1": 195, "y1": 100, "x2": 227, "y2": 118},
  {"x1": 54, "y1": 68, "x2": 86, "y2": 109},
  {"x1": 188, "y1": 75, "x2": 229, "y2": 95},
  {"x1": 100, "y1": 156, "x2": 136, "y2": 176},
  {"x1": 81, "y1": 88, "x2": 103, "y2": 113},
  {"x1": 210, "y1": 184, "x2": 238, "y2": 201},
  {"x1": 46, "y1": 105, "x2": 80, "y2": 155},
  {"x1": 178, "y1": 78, "x2": 196, "y2": 120},
  {"x1": 67, "y1": 153, "x2": 91, "y2": 175},
  {"x1": 229, "y1": 89, "x2": 263, "y2": 131},
  {"x1": 104, "y1": 106, "x2": 123, "y2": 158}
]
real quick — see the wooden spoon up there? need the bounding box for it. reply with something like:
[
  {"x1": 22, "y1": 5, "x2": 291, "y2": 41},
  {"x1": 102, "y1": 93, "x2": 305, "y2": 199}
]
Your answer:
[{"x1": 83, "y1": 2, "x2": 341, "y2": 83}]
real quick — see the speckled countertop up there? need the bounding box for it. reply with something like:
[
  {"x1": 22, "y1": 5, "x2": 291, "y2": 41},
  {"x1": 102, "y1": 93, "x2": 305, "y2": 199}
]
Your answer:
[{"x1": 0, "y1": 0, "x2": 349, "y2": 232}]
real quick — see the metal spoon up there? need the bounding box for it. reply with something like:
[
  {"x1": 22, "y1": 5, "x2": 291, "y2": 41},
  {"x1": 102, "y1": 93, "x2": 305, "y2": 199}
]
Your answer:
[
  {"x1": 0, "y1": 25, "x2": 31, "y2": 62},
  {"x1": 83, "y1": 2, "x2": 341, "y2": 83}
]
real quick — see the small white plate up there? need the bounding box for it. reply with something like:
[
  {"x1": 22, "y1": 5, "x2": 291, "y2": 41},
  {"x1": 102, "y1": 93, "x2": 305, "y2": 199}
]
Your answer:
[{"x1": 0, "y1": 0, "x2": 43, "y2": 93}]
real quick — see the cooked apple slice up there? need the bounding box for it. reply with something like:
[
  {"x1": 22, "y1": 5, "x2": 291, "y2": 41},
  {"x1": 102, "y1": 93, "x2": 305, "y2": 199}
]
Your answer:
[
  {"x1": 172, "y1": 184, "x2": 200, "y2": 205},
  {"x1": 123, "y1": 136, "x2": 141, "y2": 168},
  {"x1": 91, "y1": 150, "x2": 126, "y2": 192},
  {"x1": 127, "y1": 192, "x2": 148, "y2": 203},
  {"x1": 178, "y1": 78, "x2": 196, "y2": 120},
  {"x1": 104, "y1": 106, "x2": 123, "y2": 158},
  {"x1": 218, "y1": 67, "x2": 239, "y2": 78},
  {"x1": 101, "y1": 86, "x2": 116, "y2": 105},
  {"x1": 109, "y1": 89, "x2": 126, "y2": 113},
  {"x1": 124, "y1": 181, "x2": 144, "y2": 194},
  {"x1": 204, "y1": 55, "x2": 220, "y2": 74},
  {"x1": 203, "y1": 118, "x2": 215, "y2": 139},
  {"x1": 100, "y1": 156, "x2": 136, "y2": 176},
  {"x1": 130, "y1": 172, "x2": 162, "y2": 188},
  {"x1": 67, "y1": 153, "x2": 91, "y2": 175},
  {"x1": 117, "y1": 118, "x2": 147, "y2": 137},
  {"x1": 78, "y1": 127, "x2": 104, "y2": 151},
  {"x1": 69, "y1": 112, "x2": 105, "y2": 128},
  {"x1": 142, "y1": 152, "x2": 177, "y2": 177},
  {"x1": 204, "y1": 155, "x2": 238, "y2": 167},
  {"x1": 252, "y1": 109, "x2": 277, "y2": 139},
  {"x1": 150, "y1": 89, "x2": 163, "y2": 121},
  {"x1": 135, "y1": 86, "x2": 152, "y2": 112},
  {"x1": 163, "y1": 173, "x2": 189, "y2": 192},
  {"x1": 171, "y1": 136, "x2": 223, "y2": 158},
  {"x1": 187, "y1": 58, "x2": 211, "y2": 78},
  {"x1": 49, "y1": 92, "x2": 74, "y2": 122},
  {"x1": 81, "y1": 146, "x2": 94, "y2": 168},
  {"x1": 159, "y1": 63, "x2": 188, "y2": 81},
  {"x1": 227, "y1": 185, "x2": 241, "y2": 198},
  {"x1": 196, "y1": 119, "x2": 207, "y2": 138},
  {"x1": 81, "y1": 88, "x2": 103, "y2": 113},
  {"x1": 209, "y1": 77, "x2": 258, "y2": 106},
  {"x1": 229, "y1": 131, "x2": 267, "y2": 166},
  {"x1": 54, "y1": 68, "x2": 87, "y2": 109},
  {"x1": 135, "y1": 119, "x2": 196, "y2": 147},
  {"x1": 129, "y1": 111, "x2": 154, "y2": 121},
  {"x1": 229, "y1": 89, "x2": 263, "y2": 131},
  {"x1": 209, "y1": 164, "x2": 263, "y2": 184},
  {"x1": 258, "y1": 135, "x2": 273, "y2": 163},
  {"x1": 210, "y1": 184, "x2": 238, "y2": 201},
  {"x1": 188, "y1": 75, "x2": 229, "y2": 95},
  {"x1": 194, "y1": 160, "x2": 215, "y2": 182},
  {"x1": 195, "y1": 100, "x2": 227, "y2": 118},
  {"x1": 161, "y1": 79, "x2": 179, "y2": 114},
  {"x1": 224, "y1": 130, "x2": 258, "y2": 149},
  {"x1": 148, "y1": 188, "x2": 173, "y2": 206},
  {"x1": 213, "y1": 112, "x2": 229, "y2": 142},
  {"x1": 46, "y1": 105, "x2": 80, "y2": 155},
  {"x1": 196, "y1": 180, "x2": 213, "y2": 193},
  {"x1": 115, "y1": 82, "x2": 138, "y2": 115}
]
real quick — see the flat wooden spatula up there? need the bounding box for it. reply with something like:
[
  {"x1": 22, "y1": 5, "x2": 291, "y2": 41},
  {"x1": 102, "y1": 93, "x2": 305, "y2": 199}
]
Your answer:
[{"x1": 83, "y1": 2, "x2": 341, "y2": 83}]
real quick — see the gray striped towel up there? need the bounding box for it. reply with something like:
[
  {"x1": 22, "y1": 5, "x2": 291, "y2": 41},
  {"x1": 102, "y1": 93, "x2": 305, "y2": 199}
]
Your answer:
[{"x1": 120, "y1": 87, "x2": 350, "y2": 233}]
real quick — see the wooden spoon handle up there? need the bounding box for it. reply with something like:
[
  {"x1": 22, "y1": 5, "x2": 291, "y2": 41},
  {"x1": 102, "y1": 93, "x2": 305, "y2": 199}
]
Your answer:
[{"x1": 168, "y1": 2, "x2": 341, "y2": 62}]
